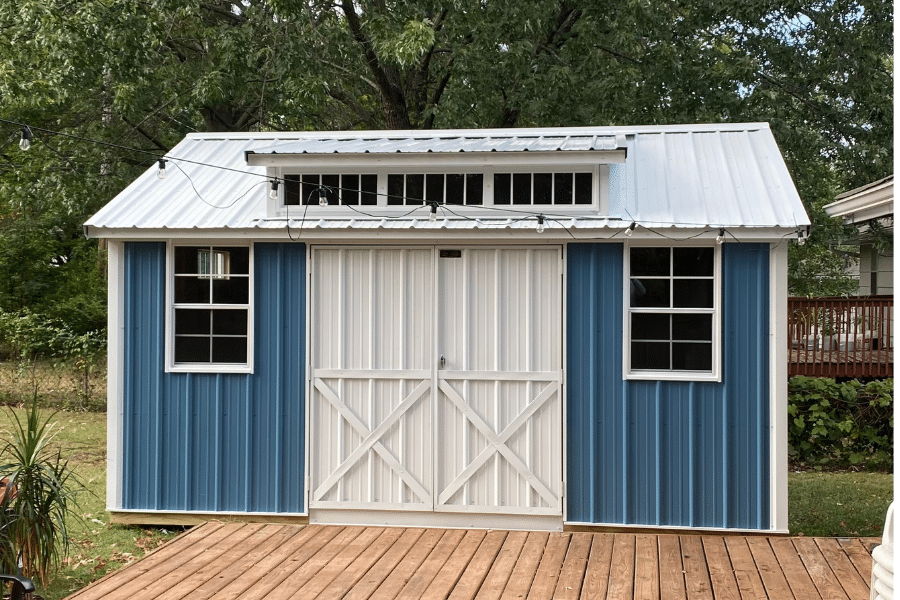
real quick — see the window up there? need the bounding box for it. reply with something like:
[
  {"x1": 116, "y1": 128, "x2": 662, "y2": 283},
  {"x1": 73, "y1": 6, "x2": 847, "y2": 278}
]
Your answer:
[
  {"x1": 276, "y1": 168, "x2": 599, "y2": 209},
  {"x1": 625, "y1": 246, "x2": 719, "y2": 380},
  {"x1": 283, "y1": 174, "x2": 378, "y2": 206},
  {"x1": 493, "y1": 172, "x2": 591, "y2": 205},
  {"x1": 169, "y1": 245, "x2": 252, "y2": 372},
  {"x1": 387, "y1": 173, "x2": 484, "y2": 205}
]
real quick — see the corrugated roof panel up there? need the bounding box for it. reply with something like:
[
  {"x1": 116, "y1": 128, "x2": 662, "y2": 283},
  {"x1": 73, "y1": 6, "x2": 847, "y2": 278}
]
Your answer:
[
  {"x1": 247, "y1": 134, "x2": 622, "y2": 156},
  {"x1": 86, "y1": 124, "x2": 810, "y2": 236}
]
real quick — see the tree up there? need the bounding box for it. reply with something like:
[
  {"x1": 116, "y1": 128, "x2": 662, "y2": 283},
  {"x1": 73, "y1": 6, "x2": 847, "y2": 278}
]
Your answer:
[{"x1": 0, "y1": 0, "x2": 892, "y2": 327}]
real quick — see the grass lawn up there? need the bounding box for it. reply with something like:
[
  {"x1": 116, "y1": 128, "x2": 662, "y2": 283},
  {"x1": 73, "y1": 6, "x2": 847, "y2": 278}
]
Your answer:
[
  {"x1": 789, "y1": 469, "x2": 893, "y2": 537},
  {"x1": 0, "y1": 407, "x2": 891, "y2": 598}
]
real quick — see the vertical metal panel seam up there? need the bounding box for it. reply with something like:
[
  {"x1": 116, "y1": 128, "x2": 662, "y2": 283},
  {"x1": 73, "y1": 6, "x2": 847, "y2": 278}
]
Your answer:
[
  {"x1": 654, "y1": 382, "x2": 661, "y2": 525},
  {"x1": 153, "y1": 246, "x2": 164, "y2": 510},
  {"x1": 214, "y1": 374, "x2": 222, "y2": 510},
  {"x1": 243, "y1": 373, "x2": 251, "y2": 512},
  {"x1": 183, "y1": 375, "x2": 191, "y2": 511},
  {"x1": 274, "y1": 244, "x2": 285, "y2": 513}
]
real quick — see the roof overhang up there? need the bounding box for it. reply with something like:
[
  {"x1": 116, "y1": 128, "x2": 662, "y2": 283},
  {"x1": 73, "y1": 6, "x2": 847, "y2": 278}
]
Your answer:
[
  {"x1": 85, "y1": 220, "x2": 798, "y2": 244},
  {"x1": 245, "y1": 150, "x2": 627, "y2": 168},
  {"x1": 824, "y1": 176, "x2": 893, "y2": 224}
]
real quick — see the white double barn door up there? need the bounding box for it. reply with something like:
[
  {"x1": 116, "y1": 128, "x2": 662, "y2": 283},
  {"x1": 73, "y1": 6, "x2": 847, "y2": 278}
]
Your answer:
[{"x1": 310, "y1": 246, "x2": 562, "y2": 517}]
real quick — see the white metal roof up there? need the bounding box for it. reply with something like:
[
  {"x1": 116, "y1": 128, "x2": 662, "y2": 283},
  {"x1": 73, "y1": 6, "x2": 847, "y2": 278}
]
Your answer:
[
  {"x1": 245, "y1": 133, "x2": 625, "y2": 156},
  {"x1": 85, "y1": 123, "x2": 809, "y2": 238}
]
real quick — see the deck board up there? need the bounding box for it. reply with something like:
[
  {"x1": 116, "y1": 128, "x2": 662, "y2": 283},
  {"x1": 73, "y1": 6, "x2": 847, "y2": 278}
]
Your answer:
[
  {"x1": 473, "y1": 531, "x2": 528, "y2": 600},
  {"x1": 657, "y1": 534, "x2": 687, "y2": 600},
  {"x1": 681, "y1": 535, "x2": 714, "y2": 600},
  {"x1": 552, "y1": 533, "x2": 592, "y2": 600},
  {"x1": 723, "y1": 536, "x2": 769, "y2": 600},
  {"x1": 64, "y1": 524, "x2": 877, "y2": 600},
  {"x1": 702, "y1": 536, "x2": 741, "y2": 600},
  {"x1": 791, "y1": 538, "x2": 849, "y2": 600},
  {"x1": 579, "y1": 532, "x2": 614, "y2": 599},
  {"x1": 813, "y1": 538, "x2": 870, "y2": 600},
  {"x1": 605, "y1": 533, "x2": 636, "y2": 600},
  {"x1": 838, "y1": 537, "x2": 876, "y2": 584},
  {"x1": 448, "y1": 530, "x2": 508, "y2": 600}
]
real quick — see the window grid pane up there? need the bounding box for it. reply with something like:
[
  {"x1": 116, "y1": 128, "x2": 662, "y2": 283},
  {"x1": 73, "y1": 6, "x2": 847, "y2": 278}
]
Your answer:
[
  {"x1": 173, "y1": 245, "x2": 250, "y2": 366},
  {"x1": 629, "y1": 246, "x2": 715, "y2": 374}
]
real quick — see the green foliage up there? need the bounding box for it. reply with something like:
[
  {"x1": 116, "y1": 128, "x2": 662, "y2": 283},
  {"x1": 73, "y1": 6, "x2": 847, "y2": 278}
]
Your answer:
[
  {"x1": 0, "y1": 403, "x2": 81, "y2": 585},
  {"x1": 0, "y1": 0, "x2": 892, "y2": 311},
  {"x1": 0, "y1": 310, "x2": 105, "y2": 363},
  {"x1": 788, "y1": 376, "x2": 893, "y2": 469}
]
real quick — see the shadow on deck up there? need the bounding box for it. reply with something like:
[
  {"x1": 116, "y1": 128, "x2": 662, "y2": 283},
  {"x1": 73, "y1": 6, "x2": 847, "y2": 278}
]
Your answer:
[{"x1": 64, "y1": 522, "x2": 878, "y2": 600}]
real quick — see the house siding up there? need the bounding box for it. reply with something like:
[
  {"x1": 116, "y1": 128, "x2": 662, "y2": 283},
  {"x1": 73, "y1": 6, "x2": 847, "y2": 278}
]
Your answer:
[
  {"x1": 122, "y1": 242, "x2": 306, "y2": 513},
  {"x1": 566, "y1": 242, "x2": 770, "y2": 529}
]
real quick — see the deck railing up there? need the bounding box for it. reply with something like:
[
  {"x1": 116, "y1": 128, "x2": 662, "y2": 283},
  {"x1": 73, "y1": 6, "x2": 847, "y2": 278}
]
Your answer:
[{"x1": 788, "y1": 296, "x2": 893, "y2": 378}]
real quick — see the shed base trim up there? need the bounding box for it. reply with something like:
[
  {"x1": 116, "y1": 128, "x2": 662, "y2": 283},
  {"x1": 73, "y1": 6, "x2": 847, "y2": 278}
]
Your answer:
[
  {"x1": 310, "y1": 509, "x2": 563, "y2": 532},
  {"x1": 564, "y1": 521, "x2": 788, "y2": 536},
  {"x1": 109, "y1": 510, "x2": 309, "y2": 527}
]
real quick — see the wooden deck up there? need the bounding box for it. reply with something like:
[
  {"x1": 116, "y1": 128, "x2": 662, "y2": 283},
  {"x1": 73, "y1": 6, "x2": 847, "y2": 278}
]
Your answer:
[{"x1": 64, "y1": 523, "x2": 878, "y2": 600}]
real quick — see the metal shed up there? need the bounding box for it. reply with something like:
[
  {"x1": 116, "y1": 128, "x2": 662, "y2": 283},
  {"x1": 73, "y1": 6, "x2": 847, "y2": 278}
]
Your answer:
[{"x1": 86, "y1": 123, "x2": 808, "y2": 533}]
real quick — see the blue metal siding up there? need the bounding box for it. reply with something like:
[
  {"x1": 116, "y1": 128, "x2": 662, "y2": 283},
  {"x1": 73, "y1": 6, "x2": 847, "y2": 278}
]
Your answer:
[
  {"x1": 566, "y1": 243, "x2": 770, "y2": 529},
  {"x1": 122, "y1": 242, "x2": 306, "y2": 513}
]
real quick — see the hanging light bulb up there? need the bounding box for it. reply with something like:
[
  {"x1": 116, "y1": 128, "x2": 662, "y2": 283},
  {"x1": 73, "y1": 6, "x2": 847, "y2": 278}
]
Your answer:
[
  {"x1": 318, "y1": 186, "x2": 329, "y2": 207},
  {"x1": 716, "y1": 228, "x2": 725, "y2": 244},
  {"x1": 429, "y1": 202, "x2": 438, "y2": 222},
  {"x1": 19, "y1": 126, "x2": 32, "y2": 151},
  {"x1": 624, "y1": 222, "x2": 636, "y2": 237},
  {"x1": 156, "y1": 159, "x2": 167, "y2": 180},
  {"x1": 536, "y1": 215, "x2": 545, "y2": 234},
  {"x1": 269, "y1": 179, "x2": 280, "y2": 200}
]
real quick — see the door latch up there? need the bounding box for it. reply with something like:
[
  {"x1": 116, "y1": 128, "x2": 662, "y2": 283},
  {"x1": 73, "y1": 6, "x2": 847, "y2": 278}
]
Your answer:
[{"x1": 439, "y1": 354, "x2": 446, "y2": 368}]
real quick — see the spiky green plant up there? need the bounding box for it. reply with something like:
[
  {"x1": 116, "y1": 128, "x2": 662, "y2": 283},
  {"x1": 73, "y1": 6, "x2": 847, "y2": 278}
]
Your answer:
[{"x1": 0, "y1": 402, "x2": 80, "y2": 585}]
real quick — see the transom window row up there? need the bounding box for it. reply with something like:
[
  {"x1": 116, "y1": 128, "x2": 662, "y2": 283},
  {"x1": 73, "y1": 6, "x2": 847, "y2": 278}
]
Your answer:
[{"x1": 282, "y1": 171, "x2": 594, "y2": 207}]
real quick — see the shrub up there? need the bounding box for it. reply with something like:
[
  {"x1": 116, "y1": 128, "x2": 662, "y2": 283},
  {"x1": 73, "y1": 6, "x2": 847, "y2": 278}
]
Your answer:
[
  {"x1": 788, "y1": 376, "x2": 893, "y2": 469},
  {"x1": 0, "y1": 403, "x2": 81, "y2": 585}
]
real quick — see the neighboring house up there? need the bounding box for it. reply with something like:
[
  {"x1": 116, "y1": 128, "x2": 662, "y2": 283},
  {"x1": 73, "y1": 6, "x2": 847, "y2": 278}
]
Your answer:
[
  {"x1": 85, "y1": 123, "x2": 809, "y2": 533},
  {"x1": 824, "y1": 175, "x2": 894, "y2": 296}
]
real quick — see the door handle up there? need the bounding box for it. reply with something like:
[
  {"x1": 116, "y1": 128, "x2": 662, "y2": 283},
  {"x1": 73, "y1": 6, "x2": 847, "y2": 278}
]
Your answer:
[{"x1": 439, "y1": 354, "x2": 446, "y2": 368}]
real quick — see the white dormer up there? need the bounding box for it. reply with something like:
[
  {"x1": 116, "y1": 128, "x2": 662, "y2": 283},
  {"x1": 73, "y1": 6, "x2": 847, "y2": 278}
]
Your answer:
[{"x1": 243, "y1": 132, "x2": 628, "y2": 219}]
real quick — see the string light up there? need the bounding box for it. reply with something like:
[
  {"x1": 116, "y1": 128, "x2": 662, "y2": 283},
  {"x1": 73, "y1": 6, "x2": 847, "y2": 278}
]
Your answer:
[
  {"x1": 429, "y1": 202, "x2": 438, "y2": 222},
  {"x1": 536, "y1": 215, "x2": 545, "y2": 234},
  {"x1": 269, "y1": 179, "x2": 280, "y2": 200},
  {"x1": 318, "y1": 186, "x2": 328, "y2": 206},
  {"x1": 156, "y1": 159, "x2": 167, "y2": 180},
  {"x1": 624, "y1": 222, "x2": 636, "y2": 237},
  {"x1": 19, "y1": 126, "x2": 32, "y2": 151},
  {"x1": 716, "y1": 228, "x2": 725, "y2": 244}
]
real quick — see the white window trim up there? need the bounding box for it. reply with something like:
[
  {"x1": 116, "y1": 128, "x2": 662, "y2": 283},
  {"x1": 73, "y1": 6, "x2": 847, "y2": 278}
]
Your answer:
[
  {"x1": 622, "y1": 241, "x2": 722, "y2": 382},
  {"x1": 268, "y1": 165, "x2": 608, "y2": 217},
  {"x1": 165, "y1": 241, "x2": 254, "y2": 374}
]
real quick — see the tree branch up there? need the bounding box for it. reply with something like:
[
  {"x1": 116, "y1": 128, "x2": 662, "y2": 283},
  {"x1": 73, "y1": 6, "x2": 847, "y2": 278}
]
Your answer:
[
  {"x1": 339, "y1": 0, "x2": 410, "y2": 128},
  {"x1": 120, "y1": 117, "x2": 169, "y2": 152}
]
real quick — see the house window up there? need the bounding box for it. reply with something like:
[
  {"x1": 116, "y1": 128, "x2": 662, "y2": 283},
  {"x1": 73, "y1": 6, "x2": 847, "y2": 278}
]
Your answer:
[
  {"x1": 169, "y1": 245, "x2": 252, "y2": 372},
  {"x1": 625, "y1": 246, "x2": 719, "y2": 380},
  {"x1": 493, "y1": 172, "x2": 591, "y2": 205},
  {"x1": 387, "y1": 173, "x2": 484, "y2": 205},
  {"x1": 283, "y1": 174, "x2": 378, "y2": 206}
]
